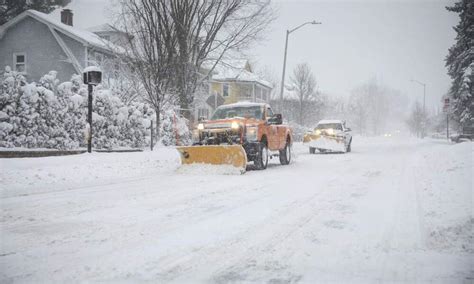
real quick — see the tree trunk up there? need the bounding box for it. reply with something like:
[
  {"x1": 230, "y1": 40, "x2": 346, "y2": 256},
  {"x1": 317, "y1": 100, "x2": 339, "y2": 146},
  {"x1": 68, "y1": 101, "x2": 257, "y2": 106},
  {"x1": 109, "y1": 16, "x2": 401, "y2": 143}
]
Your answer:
[
  {"x1": 299, "y1": 98, "x2": 303, "y2": 125},
  {"x1": 155, "y1": 107, "x2": 161, "y2": 141}
]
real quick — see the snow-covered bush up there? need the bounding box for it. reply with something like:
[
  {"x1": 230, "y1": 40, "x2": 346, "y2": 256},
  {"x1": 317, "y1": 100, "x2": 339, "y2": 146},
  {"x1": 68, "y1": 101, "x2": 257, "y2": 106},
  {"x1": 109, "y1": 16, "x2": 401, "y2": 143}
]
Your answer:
[
  {"x1": 0, "y1": 67, "x2": 28, "y2": 147},
  {"x1": 57, "y1": 74, "x2": 88, "y2": 146},
  {"x1": 160, "y1": 107, "x2": 192, "y2": 146},
  {"x1": 0, "y1": 68, "x2": 156, "y2": 150}
]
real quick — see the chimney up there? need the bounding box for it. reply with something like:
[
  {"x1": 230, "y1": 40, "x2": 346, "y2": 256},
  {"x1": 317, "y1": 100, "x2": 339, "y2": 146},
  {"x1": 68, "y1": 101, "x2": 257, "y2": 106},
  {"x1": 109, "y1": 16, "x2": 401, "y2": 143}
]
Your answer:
[{"x1": 60, "y1": 9, "x2": 73, "y2": 26}]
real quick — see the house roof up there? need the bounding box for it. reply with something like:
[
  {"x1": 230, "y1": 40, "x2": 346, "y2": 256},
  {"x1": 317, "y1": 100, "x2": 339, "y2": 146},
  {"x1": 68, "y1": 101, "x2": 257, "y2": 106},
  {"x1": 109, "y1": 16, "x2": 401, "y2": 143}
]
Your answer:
[
  {"x1": 87, "y1": 23, "x2": 128, "y2": 35},
  {"x1": 206, "y1": 59, "x2": 272, "y2": 89},
  {"x1": 0, "y1": 10, "x2": 124, "y2": 54}
]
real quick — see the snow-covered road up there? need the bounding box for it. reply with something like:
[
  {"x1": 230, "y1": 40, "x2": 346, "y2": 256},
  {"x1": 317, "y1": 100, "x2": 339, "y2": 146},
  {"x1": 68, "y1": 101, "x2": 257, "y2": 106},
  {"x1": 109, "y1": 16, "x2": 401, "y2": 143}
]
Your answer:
[{"x1": 1, "y1": 137, "x2": 472, "y2": 282}]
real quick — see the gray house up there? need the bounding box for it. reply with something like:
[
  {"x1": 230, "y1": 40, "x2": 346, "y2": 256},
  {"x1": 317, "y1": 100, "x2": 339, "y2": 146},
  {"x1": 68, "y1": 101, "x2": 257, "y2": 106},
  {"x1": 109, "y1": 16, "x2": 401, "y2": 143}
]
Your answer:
[{"x1": 0, "y1": 9, "x2": 122, "y2": 83}]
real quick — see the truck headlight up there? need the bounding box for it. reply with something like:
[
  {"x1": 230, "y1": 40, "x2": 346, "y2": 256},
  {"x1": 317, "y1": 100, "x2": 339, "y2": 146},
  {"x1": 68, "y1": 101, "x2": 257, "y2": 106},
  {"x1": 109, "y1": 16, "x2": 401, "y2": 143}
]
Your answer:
[
  {"x1": 326, "y1": 128, "x2": 334, "y2": 135},
  {"x1": 246, "y1": 126, "x2": 258, "y2": 141},
  {"x1": 197, "y1": 123, "x2": 204, "y2": 130},
  {"x1": 315, "y1": 129, "x2": 321, "y2": 135},
  {"x1": 231, "y1": 121, "x2": 240, "y2": 129}
]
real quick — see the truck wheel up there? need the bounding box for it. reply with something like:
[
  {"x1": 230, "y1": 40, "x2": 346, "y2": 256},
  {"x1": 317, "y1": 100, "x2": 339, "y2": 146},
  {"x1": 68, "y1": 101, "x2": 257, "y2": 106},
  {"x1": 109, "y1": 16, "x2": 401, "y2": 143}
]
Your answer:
[
  {"x1": 309, "y1": 147, "x2": 316, "y2": 154},
  {"x1": 279, "y1": 139, "x2": 291, "y2": 165},
  {"x1": 254, "y1": 142, "x2": 268, "y2": 170}
]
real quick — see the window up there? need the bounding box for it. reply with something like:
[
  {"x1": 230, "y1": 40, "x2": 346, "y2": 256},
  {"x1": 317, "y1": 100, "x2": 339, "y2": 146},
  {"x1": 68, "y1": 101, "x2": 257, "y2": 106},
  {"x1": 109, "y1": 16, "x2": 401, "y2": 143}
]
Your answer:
[
  {"x1": 240, "y1": 84, "x2": 252, "y2": 100},
  {"x1": 94, "y1": 52, "x2": 104, "y2": 64},
  {"x1": 13, "y1": 53, "x2": 26, "y2": 73},
  {"x1": 212, "y1": 105, "x2": 263, "y2": 120},
  {"x1": 198, "y1": 108, "x2": 209, "y2": 119},
  {"x1": 222, "y1": 83, "x2": 229, "y2": 97},
  {"x1": 262, "y1": 89, "x2": 268, "y2": 102},
  {"x1": 266, "y1": 107, "x2": 274, "y2": 118}
]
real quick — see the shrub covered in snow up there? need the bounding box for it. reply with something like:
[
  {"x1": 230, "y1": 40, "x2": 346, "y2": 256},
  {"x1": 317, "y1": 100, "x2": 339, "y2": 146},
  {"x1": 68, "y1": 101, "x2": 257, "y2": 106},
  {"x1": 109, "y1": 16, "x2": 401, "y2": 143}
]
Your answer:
[
  {"x1": 160, "y1": 107, "x2": 192, "y2": 146},
  {"x1": 0, "y1": 68, "x2": 161, "y2": 150}
]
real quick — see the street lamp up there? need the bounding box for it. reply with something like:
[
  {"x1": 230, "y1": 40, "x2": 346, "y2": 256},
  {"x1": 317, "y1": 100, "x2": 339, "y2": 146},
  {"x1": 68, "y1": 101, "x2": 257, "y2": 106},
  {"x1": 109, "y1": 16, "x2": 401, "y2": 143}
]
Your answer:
[
  {"x1": 279, "y1": 20, "x2": 321, "y2": 108},
  {"x1": 410, "y1": 78, "x2": 426, "y2": 138},
  {"x1": 83, "y1": 66, "x2": 102, "y2": 153}
]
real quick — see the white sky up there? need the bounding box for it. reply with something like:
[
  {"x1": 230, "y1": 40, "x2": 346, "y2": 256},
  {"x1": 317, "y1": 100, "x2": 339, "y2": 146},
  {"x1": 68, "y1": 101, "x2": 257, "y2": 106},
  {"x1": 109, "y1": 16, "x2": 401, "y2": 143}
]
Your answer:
[{"x1": 51, "y1": 0, "x2": 459, "y2": 111}]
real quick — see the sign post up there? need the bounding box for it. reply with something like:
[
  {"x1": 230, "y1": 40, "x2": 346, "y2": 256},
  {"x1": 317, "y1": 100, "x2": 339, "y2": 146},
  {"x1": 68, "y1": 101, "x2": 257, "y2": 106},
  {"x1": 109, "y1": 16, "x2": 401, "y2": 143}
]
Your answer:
[{"x1": 83, "y1": 66, "x2": 102, "y2": 153}]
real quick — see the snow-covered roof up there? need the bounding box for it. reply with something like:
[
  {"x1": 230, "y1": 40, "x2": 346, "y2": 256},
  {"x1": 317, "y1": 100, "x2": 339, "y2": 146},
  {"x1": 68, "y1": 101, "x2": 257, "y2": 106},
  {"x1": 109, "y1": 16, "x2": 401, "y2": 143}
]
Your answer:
[
  {"x1": 206, "y1": 60, "x2": 272, "y2": 89},
  {"x1": 317, "y1": 120, "x2": 344, "y2": 125},
  {"x1": 0, "y1": 10, "x2": 124, "y2": 55},
  {"x1": 87, "y1": 23, "x2": 123, "y2": 34}
]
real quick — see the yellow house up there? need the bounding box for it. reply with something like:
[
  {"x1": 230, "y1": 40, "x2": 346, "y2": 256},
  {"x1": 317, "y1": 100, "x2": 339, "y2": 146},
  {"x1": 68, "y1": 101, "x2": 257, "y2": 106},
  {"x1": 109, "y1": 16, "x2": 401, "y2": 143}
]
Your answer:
[{"x1": 194, "y1": 60, "x2": 273, "y2": 120}]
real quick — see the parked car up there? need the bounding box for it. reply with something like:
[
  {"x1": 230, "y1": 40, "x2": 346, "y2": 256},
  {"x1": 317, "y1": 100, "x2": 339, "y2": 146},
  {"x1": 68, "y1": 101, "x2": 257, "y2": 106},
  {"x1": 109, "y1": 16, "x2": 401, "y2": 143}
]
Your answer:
[{"x1": 451, "y1": 125, "x2": 474, "y2": 143}]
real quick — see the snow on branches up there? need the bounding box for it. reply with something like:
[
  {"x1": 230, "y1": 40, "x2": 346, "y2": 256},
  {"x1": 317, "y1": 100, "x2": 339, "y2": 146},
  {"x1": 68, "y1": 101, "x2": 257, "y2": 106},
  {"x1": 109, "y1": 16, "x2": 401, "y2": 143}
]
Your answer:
[{"x1": 445, "y1": 0, "x2": 473, "y2": 127}]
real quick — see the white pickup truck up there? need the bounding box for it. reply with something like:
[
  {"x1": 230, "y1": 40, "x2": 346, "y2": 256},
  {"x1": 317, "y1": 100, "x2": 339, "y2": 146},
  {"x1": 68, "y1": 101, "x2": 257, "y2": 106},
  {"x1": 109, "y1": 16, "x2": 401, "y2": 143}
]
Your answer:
[{"x1": 303, "y1": 120, "x2": 352, "y2": 153}]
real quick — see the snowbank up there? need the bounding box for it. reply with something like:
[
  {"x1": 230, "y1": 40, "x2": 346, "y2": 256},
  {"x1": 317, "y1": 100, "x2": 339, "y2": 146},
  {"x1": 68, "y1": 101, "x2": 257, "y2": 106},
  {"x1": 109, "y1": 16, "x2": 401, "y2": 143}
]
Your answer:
[{"x1": 0, "y1": 147, "x2": 181, "y2": 198}]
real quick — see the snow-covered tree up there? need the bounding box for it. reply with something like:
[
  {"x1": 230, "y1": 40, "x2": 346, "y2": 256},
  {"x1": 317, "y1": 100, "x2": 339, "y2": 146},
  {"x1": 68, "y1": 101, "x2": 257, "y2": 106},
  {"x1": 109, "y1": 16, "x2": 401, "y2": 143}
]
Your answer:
[
  {"x1": 290, "y1": 63, "x2": 318, "y2": 126},
  {"x1": 0, "y1": 0, "x2": 71, "y2": 25},
  {"x1": 406, "y1": 101, "x2": 426, "y2": 137},
  {"x1": 160, "y1": 107, "x2": 191, "y2": 146},
  {"x1": 445, "y1": 0, "x2": 473, "y2": 128},
  {"x1": 348, "y1": 79, "x2": 402, "y2": 136}
]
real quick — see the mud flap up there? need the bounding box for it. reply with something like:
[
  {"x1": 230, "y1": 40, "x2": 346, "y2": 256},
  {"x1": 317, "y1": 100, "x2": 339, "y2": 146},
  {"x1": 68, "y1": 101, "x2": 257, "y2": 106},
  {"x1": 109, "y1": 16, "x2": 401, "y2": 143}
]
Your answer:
[{"x1": 176, "y1": 145, "x2": 247, "y2": 173}]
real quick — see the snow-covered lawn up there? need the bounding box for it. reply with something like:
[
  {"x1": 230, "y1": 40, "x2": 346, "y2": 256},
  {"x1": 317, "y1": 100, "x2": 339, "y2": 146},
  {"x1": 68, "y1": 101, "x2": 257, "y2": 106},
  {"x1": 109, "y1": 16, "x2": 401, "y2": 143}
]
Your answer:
[{"x1": 0, "y1": 137, "x2": 472, "y2": 282}]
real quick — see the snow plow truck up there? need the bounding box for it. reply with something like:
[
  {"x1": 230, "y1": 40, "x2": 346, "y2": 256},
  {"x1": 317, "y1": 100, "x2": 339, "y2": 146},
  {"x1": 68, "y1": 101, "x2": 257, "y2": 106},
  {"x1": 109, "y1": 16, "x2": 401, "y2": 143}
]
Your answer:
[
  {"x1": 303, "y1": 120, "x2": 352, "y2": 153},
  {"x1": 176, "y1": 102, "x2": 293, "y2": 173}
]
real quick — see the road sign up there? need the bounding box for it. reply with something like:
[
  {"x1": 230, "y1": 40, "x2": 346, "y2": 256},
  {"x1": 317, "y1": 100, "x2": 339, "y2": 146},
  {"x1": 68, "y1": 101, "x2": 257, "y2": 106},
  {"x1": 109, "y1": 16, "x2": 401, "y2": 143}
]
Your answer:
[
  {"x1": 443, "y1": 98, "x2": 450, "y2": 113},
  {"x1": 206, "y1": 93, "x2": 225, "y2": 109}
]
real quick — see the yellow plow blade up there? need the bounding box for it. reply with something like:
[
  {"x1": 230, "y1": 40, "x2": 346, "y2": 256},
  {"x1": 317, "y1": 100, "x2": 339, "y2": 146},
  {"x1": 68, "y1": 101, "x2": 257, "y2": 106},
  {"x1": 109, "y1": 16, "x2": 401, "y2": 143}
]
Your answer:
[{"x1": 176, "y1": 145, "x2": 247, "y2": 172}]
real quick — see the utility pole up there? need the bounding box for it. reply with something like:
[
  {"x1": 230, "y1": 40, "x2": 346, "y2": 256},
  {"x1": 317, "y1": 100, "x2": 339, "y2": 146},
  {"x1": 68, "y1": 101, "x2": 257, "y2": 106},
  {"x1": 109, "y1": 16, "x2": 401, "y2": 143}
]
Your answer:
[{"x1": 279, "y1": 20, "x2": 321, "y2": 111}]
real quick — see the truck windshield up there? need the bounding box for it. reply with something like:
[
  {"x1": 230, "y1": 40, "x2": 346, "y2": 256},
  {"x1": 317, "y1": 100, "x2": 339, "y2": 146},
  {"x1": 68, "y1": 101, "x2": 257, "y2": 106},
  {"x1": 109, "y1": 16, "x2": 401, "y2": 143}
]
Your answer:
[
  {"x1": 211, "y1": 106, "x2": 263, "y2": 120},
  {"x1": 316, "y1": 123, "x2": 343, "y2": 131}
]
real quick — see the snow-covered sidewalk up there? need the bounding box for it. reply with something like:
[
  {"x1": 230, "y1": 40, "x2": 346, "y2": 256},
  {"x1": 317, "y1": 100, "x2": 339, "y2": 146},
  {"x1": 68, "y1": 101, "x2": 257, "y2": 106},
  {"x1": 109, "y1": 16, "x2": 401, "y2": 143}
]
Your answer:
[{"x1": 0, "y1": 137, "x2": 472, "y2": 282}]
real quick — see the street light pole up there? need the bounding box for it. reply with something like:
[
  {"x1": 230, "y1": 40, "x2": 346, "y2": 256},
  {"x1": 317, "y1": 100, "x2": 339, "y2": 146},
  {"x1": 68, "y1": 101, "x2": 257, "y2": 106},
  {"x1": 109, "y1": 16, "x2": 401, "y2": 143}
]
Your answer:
[
  {"x1": 279, "y1": 30, "x2": 290, "y2": 108},
  {"x1": 410, "y1": 79, "x2": 426, "y2": 114},
  {"x1": 279, "y1": 20, "x2": 321, "y2": 110},
  {"x1": 87, "y1": 84, "x2": 93, "y2": 153},
  {"x1": 410, "y1": 79, "x2": 427, "y2": 138}
]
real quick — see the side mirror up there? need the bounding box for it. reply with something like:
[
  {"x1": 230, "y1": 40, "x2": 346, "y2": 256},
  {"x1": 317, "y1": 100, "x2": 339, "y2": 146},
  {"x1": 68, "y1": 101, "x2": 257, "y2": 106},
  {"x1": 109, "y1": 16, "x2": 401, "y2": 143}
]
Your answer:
[
  {"x1": 268, "y1": 114, "x2": 282, "y2": 125},
  {"x1": 345, "y1": 127, "x2": 351, "y2": 132},
  {"x1": 198, "y1": 116, "x2": 206, "y2": 122}
]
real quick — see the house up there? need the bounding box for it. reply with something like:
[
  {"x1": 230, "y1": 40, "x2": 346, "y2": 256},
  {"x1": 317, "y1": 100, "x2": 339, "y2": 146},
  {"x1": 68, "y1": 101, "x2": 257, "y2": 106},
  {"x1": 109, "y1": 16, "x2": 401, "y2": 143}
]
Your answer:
[
  {"x1": 87, "y1": 24, "x2": 132, "y2": 47},
  {"x1": 194, "y1": 59, "x2": 273, "y2": 120},
  {"x1": 0, "y1": 9, "x2": 123, "y2": 83}
]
